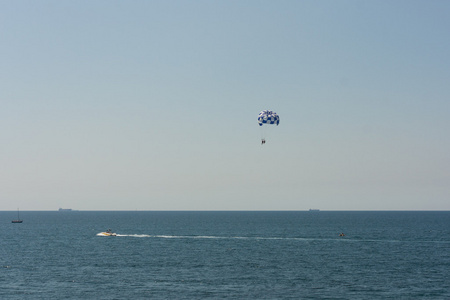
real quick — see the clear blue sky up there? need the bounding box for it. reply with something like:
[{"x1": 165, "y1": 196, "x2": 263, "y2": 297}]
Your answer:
[{"x1": 1, "y1": 1, "x2": 449, "y2": 210}]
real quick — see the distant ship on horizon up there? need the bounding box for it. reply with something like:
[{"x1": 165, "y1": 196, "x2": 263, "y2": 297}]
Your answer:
[
  {"x1": 12, "y1": 208, "x2": 23, "y2": 223},
  {"x1": 58, "y1": 208, "x2": 77, "y2": 212},
  {"x1": 309, "y1": 209, "x2": 320, "y2": 212}
]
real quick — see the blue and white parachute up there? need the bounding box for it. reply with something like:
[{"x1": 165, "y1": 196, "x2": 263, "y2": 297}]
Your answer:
[{"x1": 258, "y1": 110, "x2": 280, "y2": 126}]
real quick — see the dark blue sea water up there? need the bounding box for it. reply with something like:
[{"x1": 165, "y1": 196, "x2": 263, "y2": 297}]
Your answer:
[{"x1": 1, "y1": 211, "x2": 449, "y2": 299}]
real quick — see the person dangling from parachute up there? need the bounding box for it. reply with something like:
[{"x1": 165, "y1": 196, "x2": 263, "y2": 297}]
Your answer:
[{"x1": 258, "y1": 110, "x2": 279, "y2": 145}]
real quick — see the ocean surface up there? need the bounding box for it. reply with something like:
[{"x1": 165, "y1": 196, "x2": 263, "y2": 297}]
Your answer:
[{"x1": 1, "y1": 211, "x2": 449, "y2": 299}]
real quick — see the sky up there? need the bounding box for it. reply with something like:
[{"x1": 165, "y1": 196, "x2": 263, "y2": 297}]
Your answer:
[{"x1": 1, "y1": 1, "x2": 449, "y2": 211}]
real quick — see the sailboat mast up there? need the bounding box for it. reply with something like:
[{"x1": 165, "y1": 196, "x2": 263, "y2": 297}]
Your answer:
[{"x1": 12, "y1": 208, "x2": 23, "y2": 223}]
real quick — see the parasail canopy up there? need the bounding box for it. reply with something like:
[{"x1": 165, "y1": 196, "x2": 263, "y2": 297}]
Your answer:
[{"x1": 258, "y1": 110, "x2": 280, "y2": 126}]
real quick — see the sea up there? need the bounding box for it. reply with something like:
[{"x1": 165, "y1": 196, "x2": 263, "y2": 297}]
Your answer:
[{"x1": 1, "y1": 211, "x2": 449, "y2": 299}]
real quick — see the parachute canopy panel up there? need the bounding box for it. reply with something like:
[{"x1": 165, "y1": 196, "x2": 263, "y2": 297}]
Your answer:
[{"x1": 258, "y1": 110, "x2": 280, "y2": 126}]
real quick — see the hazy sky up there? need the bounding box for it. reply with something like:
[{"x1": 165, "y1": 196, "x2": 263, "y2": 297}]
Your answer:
[{"x1": 1, "y1": 1, "x2": 449, "y2": 210}]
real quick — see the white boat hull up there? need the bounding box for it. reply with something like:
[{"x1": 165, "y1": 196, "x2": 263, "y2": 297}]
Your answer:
[{"x1": 97, "y1": 232, "x2": 117, "y2": 236}]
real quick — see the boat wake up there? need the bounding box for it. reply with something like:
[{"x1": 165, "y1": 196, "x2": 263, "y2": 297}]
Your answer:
[
  {"x1": 97, "y1": 234, "x2": 350, "y2": 241},
  {"x1": 97, "y1": 233, "x2": 309, "y2": 239},
  {"x1": 95, "y1": 233, "x2": 450, "y2": 244}
]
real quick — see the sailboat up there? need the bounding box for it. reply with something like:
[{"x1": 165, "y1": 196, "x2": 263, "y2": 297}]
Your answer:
[{"x1": 12, "y1": 209, "x2": 23, "y2": 223}]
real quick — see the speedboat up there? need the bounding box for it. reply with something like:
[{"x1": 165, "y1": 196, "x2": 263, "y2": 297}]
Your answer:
[{"x1": 98, "y1": 229, "x2": 117, "y2": 236}]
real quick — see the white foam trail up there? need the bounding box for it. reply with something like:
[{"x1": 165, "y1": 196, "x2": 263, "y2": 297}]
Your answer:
[
  {"x1": 97, "y1": 233, "x2": 450, "y2": 244},
  {"x1": 115, "y1": 234, "x2": 151, "y2": 237},
  {"x1": 118, "y1": 235, "x2": 330, "y2": 241}
]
